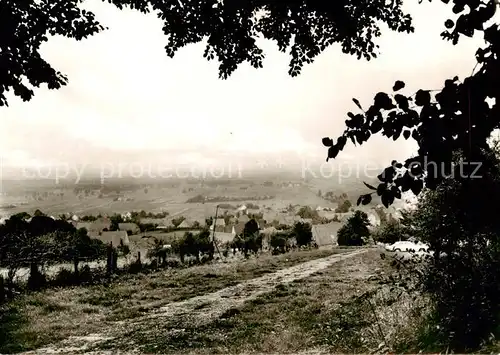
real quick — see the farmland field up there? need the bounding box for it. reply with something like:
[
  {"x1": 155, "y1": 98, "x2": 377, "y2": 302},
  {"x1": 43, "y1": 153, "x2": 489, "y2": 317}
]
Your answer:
[{"x1": 0, "y1": 174, "x2": 407, "y2": 224}]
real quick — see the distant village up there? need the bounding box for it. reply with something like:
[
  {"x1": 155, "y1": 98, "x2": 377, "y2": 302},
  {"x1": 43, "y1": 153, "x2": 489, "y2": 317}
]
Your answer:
[{"x1": 0, "y1": 199, "x2": 403, "y2": 251}]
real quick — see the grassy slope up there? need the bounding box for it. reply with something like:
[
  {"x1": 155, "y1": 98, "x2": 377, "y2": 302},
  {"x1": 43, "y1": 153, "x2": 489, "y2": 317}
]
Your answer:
[
  {"x1": 96, "y1": 249, "x2": 418, "y2": 354},
  {"x1": 0, "y1": 248, "x2": 344, "y2": 353}
]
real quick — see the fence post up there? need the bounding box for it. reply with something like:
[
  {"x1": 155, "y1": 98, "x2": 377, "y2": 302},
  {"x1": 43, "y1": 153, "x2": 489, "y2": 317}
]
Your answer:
[
  {"x1": 0, "y1": 275, "x2": 4, "y2": 303},
  {"x1": 106, "y1": 242, "x2": 113, "y2": 275},
  {"x1": 112, "y1": 248, "x2": 118, "y2": 272}
]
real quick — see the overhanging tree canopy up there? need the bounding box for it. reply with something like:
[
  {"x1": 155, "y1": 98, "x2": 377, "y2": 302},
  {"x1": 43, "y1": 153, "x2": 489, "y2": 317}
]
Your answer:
[
  {"x1": 323, "y1": 0, "x2": 500, "y2": 207},
  {"x1": 0, "y1": 0, "x2": 413, "y2": 106},
  {"x1": 2, "y1": 0, "x2": 499, "y2": 207}
]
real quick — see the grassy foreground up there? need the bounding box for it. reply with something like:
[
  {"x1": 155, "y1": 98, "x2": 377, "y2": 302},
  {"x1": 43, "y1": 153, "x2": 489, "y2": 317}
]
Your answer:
[
  {"x1": 93, "y1": 249, "x2": 427, "y2": 354},
  {"x1": 0, "y1": 248, "x2": 346, "y2": 353}
]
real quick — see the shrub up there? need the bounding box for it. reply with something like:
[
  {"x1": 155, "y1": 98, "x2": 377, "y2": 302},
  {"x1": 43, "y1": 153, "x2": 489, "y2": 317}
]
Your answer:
[
  {"x1": 174, "y1": 229, "x2": 214, "y2": 262},
  {"x1": 372, "y1": 219, "x2": 406, "y2": 244},
  {"x1": 407, "y1": 176, "x2": 500, "y2": 351},
  {"x1": 337, "y1": 210, "x2": 370, "y2": 246},
  {"x1": 335, "y1": 199, "x2": 352, "y2": 213},
  {"x1": 270, "y1": 232, "x2": 292, "y2": 254},
  {"x1": 293, "y1": 222, "x2": 313, "y2": 247},
  {"x1": 186, "y1": 194, "x2": 205, "y2": 203},
  {"x1": 53, "y1": 269, "x2": 76, "y2": 286},
  {"x1": 296, "y1": 206, "x2": 319, "y2": 219}
]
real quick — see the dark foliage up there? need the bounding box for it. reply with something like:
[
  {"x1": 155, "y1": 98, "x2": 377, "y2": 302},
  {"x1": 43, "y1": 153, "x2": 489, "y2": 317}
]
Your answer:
[
  {"x1": 0, "y1": 0, "x2": 414, "y2": 106},
  {"x1": 230, "y1": 219, "x2": 263, "y2": 256},
  {"x1": 0, "y1": 212, "x2": 107, "y2": 293},
  {"x1": 407, "y1": 176, "x2": 500, "y2": 351},
  {"x1": 242, "y1": 219, "x2": 259, "y2": 238},
  {"x1": 174, "y1": 229, "x2": 214, "y2": 263},
  {"x1": 293, "y1": 222, "x2": 313, "y2": 247},
  {"x1": 269, "y1": 231, "x2": 294, "y2": 254},
  {"x1": 323, "y1": 0, "x2": 500, "y2": 206},
  {"x1": 337, "y1": 210, "x2": 370, "y2": 246}
]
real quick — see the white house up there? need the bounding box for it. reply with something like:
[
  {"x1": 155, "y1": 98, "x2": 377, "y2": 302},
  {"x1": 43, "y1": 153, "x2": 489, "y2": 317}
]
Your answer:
[
  {"x1": 237, "y1": 205, "x2": 247, "y2": 213},
  {"x1": 121, "y1": 211, "x2": 132, "y2": 220}
]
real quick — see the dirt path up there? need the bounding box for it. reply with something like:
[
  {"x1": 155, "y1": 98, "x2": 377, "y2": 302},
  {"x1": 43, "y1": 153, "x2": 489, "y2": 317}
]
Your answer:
[{"x1": 21, "y1": 249, "x2": 368, "y2": 354}]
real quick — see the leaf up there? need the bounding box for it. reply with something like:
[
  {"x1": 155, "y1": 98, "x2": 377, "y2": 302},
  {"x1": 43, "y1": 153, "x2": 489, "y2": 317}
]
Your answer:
[
  {"x1": 391, "y1": 185, "x2": 402, "y2": 199},
  {"x1": 381, "y1": 191, "x2": 394, "y2": 208},
  {"x1": 415, "y1": 90, "x2": 431, "y2": 106},
  {"x1": 363, "y1": 182, "x2": 377, "y2": 190},
  {"x1": 371, "y1": 117, "x2": 383, "y2": 133},
  {"x1": 326, "y1": 146, "x2": 339, "y2": 161},
  {"x1": 356, "y1": 195, "x2": 363, "y2": 206},
  {"x1": 377, "y1": 183, "x2": 386, "y2": 196},
  {"x1": 374, "y1": 92, "x2": 395, "y2": 110},
  {"x1": 403, "y1": 130, "x2": 411, "y2": 139},
  {"x1": 394, "y1": 94, "x2": 409, "y2": 111},
  {"x1": 352, "y1": 98, "x2": 362, "y2": 110},
  {"x1": 336, "y1": 136, "x2": 347, "y2": 150},
  {"x1": 361, "y1": 194, "x2": 372, "y2": 205},
  {"x1": 322, "y1": 137, "x2": 333, "y2": 147},
  {"x1": 410, "y1": 179, "x2": 423, "y2": 195},
  {"x1": 392, "y1": 80, "x2": 405, "y2": 91},
  {"x1": 452, "y1": 3, "x2": 464, "y2": 13}
]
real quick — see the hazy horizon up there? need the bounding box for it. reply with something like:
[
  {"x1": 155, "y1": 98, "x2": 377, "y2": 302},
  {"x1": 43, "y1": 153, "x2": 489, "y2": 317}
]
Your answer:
[{"x1": 1, "y1": 0, "x2": 491, "y2": 180}]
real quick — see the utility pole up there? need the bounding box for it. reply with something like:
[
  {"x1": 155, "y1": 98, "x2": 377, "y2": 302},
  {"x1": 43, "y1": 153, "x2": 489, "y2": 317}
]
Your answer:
[{"x1": 212, "y1": 204, "x2": 222, "y2": 258}]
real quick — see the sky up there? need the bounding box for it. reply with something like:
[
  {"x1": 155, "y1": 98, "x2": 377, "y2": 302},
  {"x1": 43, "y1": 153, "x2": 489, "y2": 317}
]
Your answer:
[{"x1": 0, "y1": 0, "x2": 492, "y2": 178}]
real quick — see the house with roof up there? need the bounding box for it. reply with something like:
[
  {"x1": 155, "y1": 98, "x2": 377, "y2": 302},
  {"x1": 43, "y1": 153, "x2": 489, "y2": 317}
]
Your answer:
[
  {"x1": 274, "y1": 215, "x2": 296, "y2": 226},
  {"x1": 177, "y1": 219, "x2": 194, "y2": 229},
  {"x1": 232, "y1": 221, "x2": 246, "y2": 236},
  {"x1": 336, "y1": 212, "x2": 354, "y2": 223},
  {"x1": 139, "y1": 218, "x2": 169, "y2": 229},
  {"x1": 237, "y1": 204, "x2": 247, "y2": 213},
  {"x1": 317, "y1": 210, "x2": 338, "y2": 221},
  {"x1": 76, "y1": 218, "x2": 112, "y2": 237},
  {"x1": 97, "y1": 231, "x2": 130, "y2": 247},
  {"x1": 121, "y1": 211, "x2": 132, "y2": 220},
  {"x1": 118, "y1": 222, "x2": 140, "y2": 234},
  {"x1": 311, "y1": 222, "x2": 342, "y2": 246},
  {"x1": 261, "y1": 226, "x2": 278, "y2": 235},
  {"x1": 209, "y1": 218, "x2": 226, "y2": 232},
  {"x1": 300, "y1": 218, "x2": 313, "y2": 225},
  {"x1": 213, "y1": 231, "x2": 235, "y2": 244},
  {"x1": 238, "y1": 215, "x2": 250, "y2": 223},
  {"x1": 256, "y1": 219, "x2": 266, "y2": 228},
  {"x1": 367, "y1": 212, "x2": 381, "y2": 229}
]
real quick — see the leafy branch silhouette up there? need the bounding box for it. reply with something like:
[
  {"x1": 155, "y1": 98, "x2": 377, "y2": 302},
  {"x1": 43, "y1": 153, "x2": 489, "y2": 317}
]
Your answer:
[{"x1": 1, "y1": 0, "x2": 499, "y2": 207}]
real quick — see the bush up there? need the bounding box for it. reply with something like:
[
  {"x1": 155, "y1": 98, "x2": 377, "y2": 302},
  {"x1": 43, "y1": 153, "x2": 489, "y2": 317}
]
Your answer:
[
  {"x1": 407, "y1": 177, "x2": 500, "y2": 351},
  {"x1": 270, "y1": 232, "x2": 292, "y2": 254},
  {"x1": 372, "y1": 220, "x2": 406, "y2": 244},
  {"x1": 296, "y1": 206, "x2": 319, "y2": 219},
  {"x1": 53, "y1": 269, "x2": 77, "y2": 286},
  {"x1": 337, "y1": 210, "x2": 370, "y2": 246},
  {"x1": 293, "y1": 222, "x2": 313, "y2": 247},
  {"x1": 335, "y1": 199, "x2": 352, "y2": 213},
  {"x1": 174, "y1": 229, "x2": 214, "y2": 262}
]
